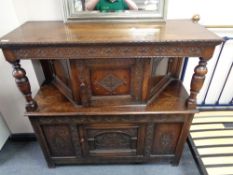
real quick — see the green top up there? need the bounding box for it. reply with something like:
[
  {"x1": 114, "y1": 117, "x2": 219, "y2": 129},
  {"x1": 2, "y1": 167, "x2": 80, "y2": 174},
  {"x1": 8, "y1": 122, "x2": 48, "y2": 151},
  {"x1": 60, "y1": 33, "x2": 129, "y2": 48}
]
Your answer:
[{"x1": 95, "y1": 0, "x2": 129, "y2": 12}]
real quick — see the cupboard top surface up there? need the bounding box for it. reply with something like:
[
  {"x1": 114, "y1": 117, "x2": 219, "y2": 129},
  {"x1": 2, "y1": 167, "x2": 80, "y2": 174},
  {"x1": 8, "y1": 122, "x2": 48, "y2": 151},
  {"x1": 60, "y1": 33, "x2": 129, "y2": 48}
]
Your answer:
[
  {"x1": 0, "y1": 20, "x2": 222, "y2": 46},
  {"x1": 26, "y1": 80, "x2": 197, "y2": 116}
]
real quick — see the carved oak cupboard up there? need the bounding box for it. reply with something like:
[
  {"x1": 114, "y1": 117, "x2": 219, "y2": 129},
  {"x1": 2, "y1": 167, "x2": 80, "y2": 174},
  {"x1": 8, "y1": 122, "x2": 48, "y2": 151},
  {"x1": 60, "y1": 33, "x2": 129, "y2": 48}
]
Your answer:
[{"x1": 0, "y1": 20, "x2": 222, "y2": 167}]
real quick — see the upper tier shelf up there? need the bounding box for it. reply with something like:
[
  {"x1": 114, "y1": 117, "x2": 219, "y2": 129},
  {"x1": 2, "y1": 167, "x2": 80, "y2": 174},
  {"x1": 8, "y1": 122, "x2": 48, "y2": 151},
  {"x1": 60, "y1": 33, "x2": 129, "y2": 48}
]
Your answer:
[
  {"x1": 0, "y1": 20, "x2": 222, "y2": 46},
  {"x1": 26, "y1": 80, "x2": 197, "y2": 117},
  {"x1": 0, "y1": 20, "x2": 223, "y2": 111}
]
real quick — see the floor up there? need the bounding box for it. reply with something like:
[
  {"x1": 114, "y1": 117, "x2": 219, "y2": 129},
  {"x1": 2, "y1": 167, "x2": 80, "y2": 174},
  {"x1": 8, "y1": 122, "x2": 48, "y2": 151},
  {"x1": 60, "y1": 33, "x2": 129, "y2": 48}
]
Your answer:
[
  {"x1": 0, "y1": 140, "x2": 200, "y2": 175},
  {"x1": 190, "y1": 111, "x2": 233, "y2": 175}
]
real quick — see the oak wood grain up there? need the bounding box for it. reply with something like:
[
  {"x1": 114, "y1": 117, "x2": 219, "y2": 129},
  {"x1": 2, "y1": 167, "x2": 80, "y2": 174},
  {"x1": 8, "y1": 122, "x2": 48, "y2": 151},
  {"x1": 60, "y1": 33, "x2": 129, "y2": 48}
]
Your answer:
[
  {"x1": 26, "y1": 80, "x2": 197, "y2": 116},
  {"x1": 0, "y1": 20, "x2": 221, "y2": 45}
]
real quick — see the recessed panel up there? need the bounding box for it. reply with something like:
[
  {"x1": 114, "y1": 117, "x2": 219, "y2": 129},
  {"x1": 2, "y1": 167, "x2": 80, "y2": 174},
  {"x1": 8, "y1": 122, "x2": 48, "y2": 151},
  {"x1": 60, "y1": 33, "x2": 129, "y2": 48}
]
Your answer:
[
  {"x1": 152, "y1": 123, "x2": 182, "y2": 154},
  {"x1": 81, "y1": 123, "x2": 145, "y2": 157},
  {"x1": 91, "y1": 68, "x2": 131, "y2": 96},
  {"x1": 53, "y1": 60, "x2": 71, "y2": 88},
  {"x1": 42, "y1": 124, "x2": 75, "y2": 157}
]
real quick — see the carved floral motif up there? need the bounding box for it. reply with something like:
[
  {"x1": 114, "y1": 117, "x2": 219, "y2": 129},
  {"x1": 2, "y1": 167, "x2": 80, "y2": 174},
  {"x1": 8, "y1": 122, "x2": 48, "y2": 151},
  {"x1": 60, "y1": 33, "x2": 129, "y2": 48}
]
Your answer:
[
  {"x1": 38, "y1": 115, "x2": 184, "y2": 124},
  {"x1": 160, "y1": 133, "x2": 172, "y2": 146},
  {"x1": 11, "y1": 44, "x2": 211, "y2": 60},
  {"x1": 94, "y1": 132, "x2": 131, "y2": 149},
  {"x1": 145, "y1": 123, "x2": 154, "y2": 156}
]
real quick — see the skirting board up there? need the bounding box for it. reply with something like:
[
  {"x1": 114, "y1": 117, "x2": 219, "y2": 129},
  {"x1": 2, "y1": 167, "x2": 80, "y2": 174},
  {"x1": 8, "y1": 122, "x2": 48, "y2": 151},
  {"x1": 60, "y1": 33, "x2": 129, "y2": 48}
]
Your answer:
[{"x1": 9, "y1": 133, "x2": 37, "y2": 142}]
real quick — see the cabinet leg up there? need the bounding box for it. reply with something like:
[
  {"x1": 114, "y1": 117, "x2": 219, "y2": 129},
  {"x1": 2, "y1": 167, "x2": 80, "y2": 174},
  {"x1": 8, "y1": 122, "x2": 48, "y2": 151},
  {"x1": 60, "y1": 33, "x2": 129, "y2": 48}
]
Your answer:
[
  {"x1": 187, "y1": 58, "x2": 208, "y2": 109},
  {"x1": 172, "y1": 159, "x2": 180, "y2": 166},
  {"x1": 47, "y1": 161, "x2": 56, "y2": 168},
  {"x1": 11, "y1": 60, "x2": 38, "y2": 111}
]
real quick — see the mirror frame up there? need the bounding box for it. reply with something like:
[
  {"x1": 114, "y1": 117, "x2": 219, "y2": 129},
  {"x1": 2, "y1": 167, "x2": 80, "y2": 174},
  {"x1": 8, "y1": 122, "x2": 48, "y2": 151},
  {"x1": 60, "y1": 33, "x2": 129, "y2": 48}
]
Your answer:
[{"x1": 62, "y1": 0, "x2": 168, "y2": 22}]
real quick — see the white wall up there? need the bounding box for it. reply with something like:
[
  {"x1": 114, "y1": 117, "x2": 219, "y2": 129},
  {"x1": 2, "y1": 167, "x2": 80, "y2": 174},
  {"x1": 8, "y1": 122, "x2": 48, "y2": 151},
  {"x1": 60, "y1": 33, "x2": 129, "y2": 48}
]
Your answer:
[
  {"x1": 167, "y1": 0, "x2": 233, "y2": 25},
  {"x1": 182, "y1": 30, "x2": 233, "y2": 105},
  {"x1": 0, "y1": 0, "x2": 41, "y2": 134},
  {"x1": 169, "y1": 0, "x2": 233, "y2": 106},
  {"x1": 0, "y1": 112, "x2": 10, "y2": 150},
  {"x1": 0, "y1": 0, "x2": 232, "y2": 134}
]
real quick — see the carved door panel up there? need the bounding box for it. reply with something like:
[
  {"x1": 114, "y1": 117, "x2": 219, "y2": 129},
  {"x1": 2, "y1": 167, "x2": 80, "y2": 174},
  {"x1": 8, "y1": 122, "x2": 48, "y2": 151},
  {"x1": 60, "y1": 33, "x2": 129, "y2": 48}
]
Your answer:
[
  {"x1": 41, "y1": 124, "x2": 76, "y2": 157},
  {"x1": 79, "y1": 123, "x2": 146, "y2": 157},
  {"x1": 71, "y1": 58, "x2": 147, "y2": 106},
  {"x1": 151, "y1": 123, "x2": 182, "y2": 155}
]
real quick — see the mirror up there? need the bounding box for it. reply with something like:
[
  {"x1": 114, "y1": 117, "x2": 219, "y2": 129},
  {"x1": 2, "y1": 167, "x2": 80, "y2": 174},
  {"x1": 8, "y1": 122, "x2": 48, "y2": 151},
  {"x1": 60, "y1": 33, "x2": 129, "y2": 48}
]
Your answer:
[
  {"x1": 62, "y1": 0, "x2": 167, "y2": 22},
  {"x1": 151, "y1": 57, "x2": 169, "y2": 86},
  {"x1": 150, "y1": 57, "x2": 172, "y2": 98}
]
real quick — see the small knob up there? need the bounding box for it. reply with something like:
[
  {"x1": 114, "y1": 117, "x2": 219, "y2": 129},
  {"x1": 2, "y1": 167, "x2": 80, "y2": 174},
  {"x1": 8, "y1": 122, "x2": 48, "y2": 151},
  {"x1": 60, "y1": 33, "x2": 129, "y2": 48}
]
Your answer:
[
  {"x1": 80, "y1": 82, "x2": 85, "y2": 87},
  {"x1": 80, "y1": 138, "x2": 85, "y2": 143},
  {"x1": 192, "y1": 14, "x2": 200, "y2": 23}
]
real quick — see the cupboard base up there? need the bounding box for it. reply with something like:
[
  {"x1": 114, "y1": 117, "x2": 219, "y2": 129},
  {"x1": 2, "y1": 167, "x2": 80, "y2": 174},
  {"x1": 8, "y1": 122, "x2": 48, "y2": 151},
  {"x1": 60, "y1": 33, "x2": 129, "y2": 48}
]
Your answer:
[{"x1": 29, "y1": 114, "x2": 193, "y2": 167}]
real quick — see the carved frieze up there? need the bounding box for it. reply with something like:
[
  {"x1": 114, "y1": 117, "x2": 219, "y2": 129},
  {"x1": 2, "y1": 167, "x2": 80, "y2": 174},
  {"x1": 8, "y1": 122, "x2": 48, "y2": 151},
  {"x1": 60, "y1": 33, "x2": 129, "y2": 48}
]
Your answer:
[
  {"x1": 37, "y1": 115, "x2": 184, "y2": 124},
  {"x1": 10, "y1": 43, "x2": 213, "y2": 61}
]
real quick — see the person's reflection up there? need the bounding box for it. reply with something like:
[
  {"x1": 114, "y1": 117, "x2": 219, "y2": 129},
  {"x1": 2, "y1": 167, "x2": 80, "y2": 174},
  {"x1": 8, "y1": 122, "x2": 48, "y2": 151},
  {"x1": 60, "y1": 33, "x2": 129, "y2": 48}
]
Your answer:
[{"x1": 85, "y1": 0, "x2": 138, "y2": 12}]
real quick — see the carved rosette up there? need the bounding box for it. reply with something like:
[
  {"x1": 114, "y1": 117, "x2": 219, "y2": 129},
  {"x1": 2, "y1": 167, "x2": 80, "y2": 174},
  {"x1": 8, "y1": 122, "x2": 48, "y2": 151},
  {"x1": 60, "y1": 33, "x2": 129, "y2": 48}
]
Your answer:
[
  {"x1": 160, "y1": 133, "x2": 172, "y2": 146},
  {"x1": 12, "y1": 60, "x2": 37, "y2": 111},
  {"x1": 187, "y1": 58, "x2": 208, "y2": 108}
]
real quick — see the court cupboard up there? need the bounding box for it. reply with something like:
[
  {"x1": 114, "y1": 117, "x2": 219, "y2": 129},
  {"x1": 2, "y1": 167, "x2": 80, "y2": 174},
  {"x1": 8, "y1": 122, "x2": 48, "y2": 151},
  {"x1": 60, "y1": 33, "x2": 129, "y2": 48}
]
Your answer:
[{"x1": 0, "y1": 19, "x2": 222, "y2": 167}]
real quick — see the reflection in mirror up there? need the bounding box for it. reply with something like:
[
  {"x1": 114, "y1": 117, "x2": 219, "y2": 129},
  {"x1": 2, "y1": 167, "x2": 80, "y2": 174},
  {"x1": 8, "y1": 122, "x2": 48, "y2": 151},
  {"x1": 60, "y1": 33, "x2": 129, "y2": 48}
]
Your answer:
[
  {"x1": 151, "y1": 57, "x2": 169, "y2": 86},
  {"x1": 74, "y1": 0, "x2": 160, "y2": 12},
  {"x1": 63, "y1": 0, "x2": 166, "y2": 22},
  {"x1": 150, "y1": 57, "x2": 172, "y2": 98},
  {"x1": 85, "y1": 0, "x2": 138, "y2": 12},
  {"x1": 74, "y1": 0, "x2": 83, "y2": 11}
]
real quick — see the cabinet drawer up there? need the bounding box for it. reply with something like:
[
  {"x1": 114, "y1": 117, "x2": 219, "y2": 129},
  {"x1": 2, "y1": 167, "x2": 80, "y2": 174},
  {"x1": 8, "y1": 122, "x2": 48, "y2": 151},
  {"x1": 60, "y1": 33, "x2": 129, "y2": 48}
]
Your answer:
[{"x1": 79, "y1": 123, "x2": 146, "y2": 157}]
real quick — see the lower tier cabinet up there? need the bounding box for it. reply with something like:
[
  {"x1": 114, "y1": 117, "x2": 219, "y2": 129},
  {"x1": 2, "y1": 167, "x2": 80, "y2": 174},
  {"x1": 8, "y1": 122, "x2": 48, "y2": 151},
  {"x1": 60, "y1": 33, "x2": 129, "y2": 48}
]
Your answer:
[{"x1": 29, "y1": 114, "x2": 193, "y2": 167}]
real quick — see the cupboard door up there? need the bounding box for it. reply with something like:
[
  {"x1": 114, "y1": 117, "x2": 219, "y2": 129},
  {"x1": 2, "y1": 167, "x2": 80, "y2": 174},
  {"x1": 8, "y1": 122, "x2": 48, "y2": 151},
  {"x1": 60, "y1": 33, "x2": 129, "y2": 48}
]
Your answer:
[
  {"x1": 42, "y1": 124, "x2": 75, "y2": 157},
  {"x1": 73, "y1": 58, "x2": 145, "y2": 106},
  {"x1": 79, "y1": 123, "x2": 146, "y2": 157},
  {"x1": 152, "y1": 123, "x2": 182, "y2": 155}
]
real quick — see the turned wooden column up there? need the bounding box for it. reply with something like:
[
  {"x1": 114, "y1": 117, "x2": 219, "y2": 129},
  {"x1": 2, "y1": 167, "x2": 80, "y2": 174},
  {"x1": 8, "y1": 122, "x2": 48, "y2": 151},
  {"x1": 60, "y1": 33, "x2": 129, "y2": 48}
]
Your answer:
[
  {"x1": 187, "y1": 57, "x2": 208, "y2": 108},
  {"x1": 11, "y1": 60, "x2": 38, "y2": 111}
]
